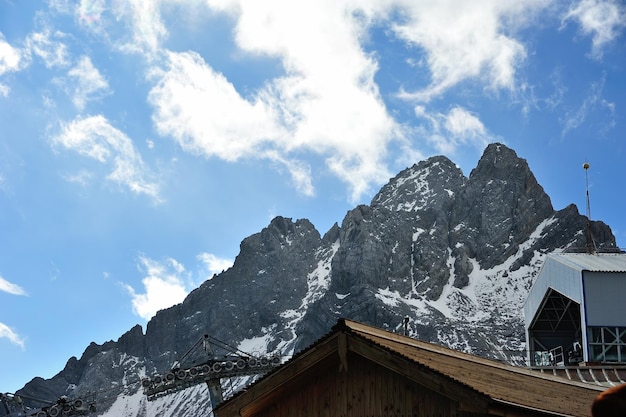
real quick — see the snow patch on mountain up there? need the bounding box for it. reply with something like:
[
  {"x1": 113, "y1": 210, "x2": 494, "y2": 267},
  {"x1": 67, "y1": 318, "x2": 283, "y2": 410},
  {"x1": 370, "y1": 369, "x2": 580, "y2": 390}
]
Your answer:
[
  {"x1": 238, "y1": 334, "x2": 272, "y2": 356},
  {"x1": 99, "y1": 384, "x2": 212, "y2": 417},
  {"x1": 374, "y1": 164, "x2": 434, "y2": 212},
  {"x1": 276, "y1": 240, "x2": 339, "y2": 356}
]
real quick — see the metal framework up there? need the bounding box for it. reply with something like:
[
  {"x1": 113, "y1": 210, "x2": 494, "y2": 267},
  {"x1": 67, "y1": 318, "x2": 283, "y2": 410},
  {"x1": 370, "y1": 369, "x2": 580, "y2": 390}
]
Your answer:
[
  {"x1": 141, "y1": 334, "x2": 281, "y2": 407},
  {"x1": 588, "y1": 326, "x2": 626, "y2": 363},
  {"x1": 0, "y1": 393, "x2": 96, "y2": 417},
  {"x1": 528, "y1": 288, "x2": 582, "y2": 366}
]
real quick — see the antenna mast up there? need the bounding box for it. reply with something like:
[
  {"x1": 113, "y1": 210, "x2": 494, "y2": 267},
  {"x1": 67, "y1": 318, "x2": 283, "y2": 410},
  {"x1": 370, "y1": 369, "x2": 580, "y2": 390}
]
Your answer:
[{"x1": 583, "y1": 162, "x2": 596, "y2": 254}]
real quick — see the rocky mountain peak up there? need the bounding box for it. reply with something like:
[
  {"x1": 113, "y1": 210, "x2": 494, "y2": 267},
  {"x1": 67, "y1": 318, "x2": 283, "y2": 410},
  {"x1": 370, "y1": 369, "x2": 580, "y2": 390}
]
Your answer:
[
  {"x1": 452, "y1": 143, "x2": 555, "y2": 269},
  {"x1": 15, "y1": 143, "x2": 619, "y2": 417},
  {"x1": 371, "y1": 155, "x2": 466, "y2": 213},
  {"x1": 470, "y1": 142, "x2": 529, "y2": 179}
]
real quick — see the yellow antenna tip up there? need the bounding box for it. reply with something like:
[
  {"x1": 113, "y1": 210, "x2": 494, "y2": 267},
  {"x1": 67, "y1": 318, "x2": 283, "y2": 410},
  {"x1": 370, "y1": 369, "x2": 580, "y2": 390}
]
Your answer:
[{"x1": 583, "y1": 162, "x2": 590, "y2": 170}]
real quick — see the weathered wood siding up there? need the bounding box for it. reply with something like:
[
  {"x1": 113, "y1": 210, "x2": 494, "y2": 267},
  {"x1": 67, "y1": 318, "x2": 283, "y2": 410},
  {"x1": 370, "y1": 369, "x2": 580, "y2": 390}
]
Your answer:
[{"x1": 251, "y1": 352, "x2": 456, "y2": 417}]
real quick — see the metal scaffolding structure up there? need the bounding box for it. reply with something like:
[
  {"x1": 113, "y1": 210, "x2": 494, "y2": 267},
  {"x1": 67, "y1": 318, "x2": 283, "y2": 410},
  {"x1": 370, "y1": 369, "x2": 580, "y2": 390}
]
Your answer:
[
  {"x1": 0, "y1": 393, "x2": 96, "y2": 417},
  {"x1": 141, "y1": 334, "x2": 281, "y2": 408}
]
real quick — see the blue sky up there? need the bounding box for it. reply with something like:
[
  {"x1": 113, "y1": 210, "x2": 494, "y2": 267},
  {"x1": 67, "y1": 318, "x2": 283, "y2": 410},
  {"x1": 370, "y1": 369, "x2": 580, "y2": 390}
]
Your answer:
[{"x1": 1, "y1": 0, "x2": 625, "y2": 394}]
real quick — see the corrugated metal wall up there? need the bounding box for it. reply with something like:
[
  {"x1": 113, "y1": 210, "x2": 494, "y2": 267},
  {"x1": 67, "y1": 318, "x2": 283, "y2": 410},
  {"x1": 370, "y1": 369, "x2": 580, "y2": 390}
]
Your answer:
[{"x1": 583, "y1": 271, "x2": 626, "y2": 327}]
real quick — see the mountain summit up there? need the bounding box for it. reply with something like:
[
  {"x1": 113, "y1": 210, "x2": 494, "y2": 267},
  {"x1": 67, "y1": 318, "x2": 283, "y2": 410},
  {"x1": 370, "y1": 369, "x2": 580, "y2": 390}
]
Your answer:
[{"x1": 17, "y1": 143, "x2": 617, "y2": 416}]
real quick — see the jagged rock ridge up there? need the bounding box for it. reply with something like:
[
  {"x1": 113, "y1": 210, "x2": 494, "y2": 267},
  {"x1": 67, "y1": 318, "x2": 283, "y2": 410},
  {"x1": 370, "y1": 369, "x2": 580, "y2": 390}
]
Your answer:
[{"x1": 17, "y1": 143, "x2": 617, "y2": 416}]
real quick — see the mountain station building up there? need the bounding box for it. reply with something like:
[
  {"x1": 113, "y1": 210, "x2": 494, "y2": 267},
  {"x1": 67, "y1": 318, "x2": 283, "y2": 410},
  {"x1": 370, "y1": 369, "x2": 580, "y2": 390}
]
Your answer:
[{"x1": 524, "y1": 252, "x2": 626, "y2": 367}]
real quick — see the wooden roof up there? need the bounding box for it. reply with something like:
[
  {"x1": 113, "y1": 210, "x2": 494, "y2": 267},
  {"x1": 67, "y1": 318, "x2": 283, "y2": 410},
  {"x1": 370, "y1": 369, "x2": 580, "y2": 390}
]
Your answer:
[
  {"x1": 216, "y1": 319, "x2": 605, "y2": 417},
  {"x1": 341, "y1": 319, "x2": 604, "y2": 416}
]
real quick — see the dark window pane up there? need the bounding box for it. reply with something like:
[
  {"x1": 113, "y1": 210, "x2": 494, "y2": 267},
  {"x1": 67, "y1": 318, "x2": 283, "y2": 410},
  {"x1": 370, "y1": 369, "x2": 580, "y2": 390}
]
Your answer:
[
  {"x1": 590, "y1": 345, "x2": 604, "y2": 361},
  {"x1": 606, "y1": 345, "x2": 619, "y2": 362}
]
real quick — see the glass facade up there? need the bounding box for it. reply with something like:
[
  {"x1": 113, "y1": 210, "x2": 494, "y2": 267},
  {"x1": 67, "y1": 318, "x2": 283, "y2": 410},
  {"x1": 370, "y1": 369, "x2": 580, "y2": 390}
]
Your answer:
[{"x1": 588, "y1": 326, "x2": 626, "y2": 363}]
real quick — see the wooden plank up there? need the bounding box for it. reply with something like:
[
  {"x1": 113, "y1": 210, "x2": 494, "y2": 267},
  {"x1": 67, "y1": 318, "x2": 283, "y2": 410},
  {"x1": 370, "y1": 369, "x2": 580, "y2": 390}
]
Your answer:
[
  {"x1": 348, "y1": 328, "x2": 601, "y2": 416},
  {"x1": 347, "y1": 335, "x2": 490, "y2": 413},
  {"x1": 218, "y1": 333, "x2": 340, "y2": 417}
]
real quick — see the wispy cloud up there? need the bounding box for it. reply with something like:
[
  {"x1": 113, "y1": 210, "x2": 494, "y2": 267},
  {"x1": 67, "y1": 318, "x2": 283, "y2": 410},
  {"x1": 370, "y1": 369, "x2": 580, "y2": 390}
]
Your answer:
[
  {"x1": 75, "y1": 0, "x2": 107, "y2": 30},
  {"x1": 393, "y1": 1, "x2": 543, "y2": 102},
  {"x1": 414, "y1": 105, "x2": 493, "y2": 154},
  {"x1": 0, "y1": 322, "x2": 25, "y2": 349},
  {"x1": 561, "y1": 74, "x2": 615, "y2": 137},
  {"x1": 67, "y1": 56, "x2": 110, "y2": 110},
  {"x1": 62, "y1": 169, "x2": 95, "y2": 187},
  {"x1": 25, "y1": 29, "x2": 70, "y2": 69},
  {"x1": 52, "y1": 115, "x2": 161, "y2": 201},
  {"x1": 72, "y1": 0, "x2": 166, "y2": 56},
  {"x1": 123, "y1": 253, "x2": 234, "y2": 320},
  {"x1": 116, "y1": 0, "x2": 167, "y2": 55},
  {"x1": 508, "y1": 66, "x2": 569, "y2": 118},
  {"x1": 122, "y1": 256, "x2": 190, "y2": 320},
  {"x1": 197, "y1": 253, "x2": 234, "y2": 278},
  {"x1": 0, "y1": 275, "x2": 26, "y2": 349},
  {"x1": 562, "y1": 0, "x2": 626, "y2": 59},
  {"x1": 0, "y1": 275, "x2": 27, "y2": 296}
]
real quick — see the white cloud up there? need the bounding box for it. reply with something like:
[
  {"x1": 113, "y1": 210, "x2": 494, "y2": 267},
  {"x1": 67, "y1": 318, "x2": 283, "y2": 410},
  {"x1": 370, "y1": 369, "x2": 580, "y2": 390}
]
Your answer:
[
  {"x1": 0, "y1": 322, "x2": 25, "y2": 349},
  {"x1": 148, "y1": 1, "x2": 400, "y2": 202},
  {"x1": 67, "y1": 0, "x2": 110, "y2": 44},
  {"x1": 120, "y1": 0, "x2": 168, "y2": 54},
  {"x1": 149, "y1": 50, "x2": 284, "y2": 161},
  {"x1": 264, "y1": 151, "x2": 315, "y2": 197},
  {"x1": 84, "y1": 0, "x2": 167, "y2": 55},
  {"x1": 75, "y1": 0, "x2": 107, "y2": 29},
  {"x1": 563, "y1": 0, "x2": 626, "y2": 58},
  {"x1": 0, "y1": 275, "x2": 27, "y2": 296},
  {"x1": 414, "y1": 105, "x2": 492, "y2": 154},
  {"x1": 0, "y1": 35, "x2": 21, "y2": 75},
  {"x1": 123, "y1": 256, "x2": 189, "y2": 320},
  {"x1": 25, "y1": 30, "x2": 70, "y2": 68},
  {"x1": 52, "y1": 115, "x2": 161, "y2": 201},
  {"x1": 0, "y1": 34, "x2": 21, "y2": 94},
  {"x1": 62, "y1": 169, "x2": 94, "y2": 187},
  {"x1": 106, "y1": 0, "x2": 545, "y2": 200},
  {"x1": 197, "y1": 253, "x2": 234, "y2": 277},
  {"x1": 392, "y1": 0, "x2": 545, "y2": 102},
  {"x1": 0, "y1": 274, "x2": 26, "y2": 349},
  {"x1": 124, "y1": 253, "x2": 235, "y2": 319},
  {"x1": 67, "y1": 56, "x2": 109, "y2": 110}
]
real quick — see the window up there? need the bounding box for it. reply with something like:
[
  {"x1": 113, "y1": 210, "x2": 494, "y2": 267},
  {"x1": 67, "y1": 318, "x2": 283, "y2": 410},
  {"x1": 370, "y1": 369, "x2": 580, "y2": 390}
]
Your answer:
[{"x1": 588, "y1": 327, "x2": 626, "y2": 363}]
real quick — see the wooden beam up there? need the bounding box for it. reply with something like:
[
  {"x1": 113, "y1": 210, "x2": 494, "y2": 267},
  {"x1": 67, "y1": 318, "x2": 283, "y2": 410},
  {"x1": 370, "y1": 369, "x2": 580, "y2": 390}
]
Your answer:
[{"x1": 338, "y1": 332, "x2": 348, "y2": 373}]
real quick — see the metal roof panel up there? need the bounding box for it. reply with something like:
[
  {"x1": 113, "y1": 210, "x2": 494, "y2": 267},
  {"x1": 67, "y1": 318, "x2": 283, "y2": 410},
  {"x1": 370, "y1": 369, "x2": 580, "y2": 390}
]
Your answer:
[{"x1": 548, "y1": 253, "x2": 626, "y2": 273}]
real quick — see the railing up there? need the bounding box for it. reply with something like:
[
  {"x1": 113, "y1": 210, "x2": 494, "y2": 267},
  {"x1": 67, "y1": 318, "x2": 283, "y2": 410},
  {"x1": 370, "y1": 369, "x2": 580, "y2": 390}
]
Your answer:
[{"x1": 533, "y1": 346, "x2": 566, "y2": 366}]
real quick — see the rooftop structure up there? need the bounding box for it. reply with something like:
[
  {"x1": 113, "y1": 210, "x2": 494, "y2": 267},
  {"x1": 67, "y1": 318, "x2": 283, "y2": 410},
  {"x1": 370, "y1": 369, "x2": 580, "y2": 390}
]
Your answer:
[
  {"x1": 524, "y1": 252, "x2": 626, "y2": 366},
  {"x1": 215, "y1": 318, "x2": 605, "y2": 417}
]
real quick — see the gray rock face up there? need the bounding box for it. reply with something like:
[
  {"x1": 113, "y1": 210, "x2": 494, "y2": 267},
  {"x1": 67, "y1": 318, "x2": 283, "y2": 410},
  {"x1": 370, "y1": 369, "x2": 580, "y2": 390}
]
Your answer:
[
  {"x1": 16, "y1": 143, "x2": 618, "y2": 416},
  {"x1": 452, "y1": 143, "x2": 554, "y2": 269}
]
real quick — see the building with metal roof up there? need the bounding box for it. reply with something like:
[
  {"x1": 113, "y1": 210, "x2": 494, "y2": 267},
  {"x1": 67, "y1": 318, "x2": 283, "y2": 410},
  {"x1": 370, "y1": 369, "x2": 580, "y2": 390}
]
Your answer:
[
  {"x1": 214, "y1": 318, "x2": 606, "y2": 417},
  {"x1": 524, "y1": 252, "x2": 626, "y2": 367}
]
